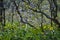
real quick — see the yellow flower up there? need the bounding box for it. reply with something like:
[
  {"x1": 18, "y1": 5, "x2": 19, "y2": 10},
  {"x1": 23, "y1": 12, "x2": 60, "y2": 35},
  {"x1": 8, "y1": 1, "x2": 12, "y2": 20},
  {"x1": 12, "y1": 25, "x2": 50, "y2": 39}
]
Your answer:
[
  {"x1": 43, "y1": 26, "x2": 46, "y2": 29},
  {"x1": 49, "y1": 27, "x2": 53, "y2": 30},
  {"x1": 22, "y1": 26, "x2": 26, "y2": 28}
]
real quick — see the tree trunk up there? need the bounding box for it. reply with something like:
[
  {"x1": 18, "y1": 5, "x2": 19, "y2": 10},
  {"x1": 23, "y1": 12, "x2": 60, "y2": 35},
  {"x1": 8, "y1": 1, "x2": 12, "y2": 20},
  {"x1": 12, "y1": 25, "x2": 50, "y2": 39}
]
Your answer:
[
  {"x1": 0, "y1": 0, "x2": 3, "y2": 23},
  {"x1": 0, "y1": 0, "x2": 5, "y2": 26}
]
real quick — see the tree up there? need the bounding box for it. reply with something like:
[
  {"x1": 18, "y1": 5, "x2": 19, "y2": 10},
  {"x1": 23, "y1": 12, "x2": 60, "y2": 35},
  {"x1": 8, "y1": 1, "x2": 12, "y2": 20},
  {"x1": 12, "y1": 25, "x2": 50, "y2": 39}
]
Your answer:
[
  {"x1": 0, "y1": 0, "x2": 5, "y2": 26},
  {"x1": 3, "y1": 0, "x2": 60, "y2": 28}
]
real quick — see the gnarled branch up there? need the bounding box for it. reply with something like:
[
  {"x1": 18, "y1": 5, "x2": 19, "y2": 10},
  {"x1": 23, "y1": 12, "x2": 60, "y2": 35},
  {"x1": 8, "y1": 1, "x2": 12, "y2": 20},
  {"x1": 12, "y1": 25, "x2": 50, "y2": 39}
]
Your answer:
[{"x1": 12, "y1": 1, "x2": 36, "y2": 29}]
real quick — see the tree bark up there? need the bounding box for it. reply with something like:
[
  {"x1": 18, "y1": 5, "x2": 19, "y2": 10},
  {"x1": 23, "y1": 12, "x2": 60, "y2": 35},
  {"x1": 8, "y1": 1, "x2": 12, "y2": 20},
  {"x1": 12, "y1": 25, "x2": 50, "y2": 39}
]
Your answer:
[
  {"x1": 0, "y1": 0, "x2": 5, "y2": 26},
  {"x1": 0, "y1": 0, "x2": 3, "y2": 23}
]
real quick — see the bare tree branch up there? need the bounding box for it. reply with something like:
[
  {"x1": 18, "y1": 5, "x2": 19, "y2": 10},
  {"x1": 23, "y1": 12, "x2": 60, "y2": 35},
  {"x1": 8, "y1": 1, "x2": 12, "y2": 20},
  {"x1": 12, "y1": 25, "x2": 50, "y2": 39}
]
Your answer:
[
  {"x1": 12, "y1": 1, "x2": 36, "y2": 29},
  {"x1": 29, "y1": 8, "x2": 60, "y2": 27},
  {"x1": 22, "y1": 0, "x2": 60, "y2": 28}
]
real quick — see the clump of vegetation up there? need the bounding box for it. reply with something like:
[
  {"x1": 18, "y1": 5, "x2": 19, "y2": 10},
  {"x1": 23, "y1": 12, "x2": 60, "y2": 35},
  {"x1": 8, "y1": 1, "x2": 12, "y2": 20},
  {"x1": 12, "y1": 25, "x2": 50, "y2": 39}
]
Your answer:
[{"x1": 0, "y1": 22, "x2": 60, "y2": 40}]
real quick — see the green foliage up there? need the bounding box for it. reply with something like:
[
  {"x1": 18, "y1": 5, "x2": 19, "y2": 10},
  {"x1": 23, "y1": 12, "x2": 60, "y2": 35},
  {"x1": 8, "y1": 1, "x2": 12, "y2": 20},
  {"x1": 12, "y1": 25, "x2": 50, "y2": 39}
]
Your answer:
[
  {"x1": 1, "y1": 0, "x2": 60, "y2": 40},
  {"x1": 0, "y1": 22, "x2": 60, "y2": 40}
]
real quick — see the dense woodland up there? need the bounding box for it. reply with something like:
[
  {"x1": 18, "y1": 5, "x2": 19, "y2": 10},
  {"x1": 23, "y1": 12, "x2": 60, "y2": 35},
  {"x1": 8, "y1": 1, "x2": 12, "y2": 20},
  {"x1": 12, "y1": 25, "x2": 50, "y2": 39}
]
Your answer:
[{"x1": 0, "y1": 0, "x2": 60, "y2": 40}]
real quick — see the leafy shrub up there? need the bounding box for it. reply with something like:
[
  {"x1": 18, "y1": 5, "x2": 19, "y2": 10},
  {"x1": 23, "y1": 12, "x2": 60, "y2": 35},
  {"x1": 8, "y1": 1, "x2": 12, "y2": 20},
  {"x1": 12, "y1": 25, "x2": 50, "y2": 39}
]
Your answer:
[{"x1": 0, "y1": 22, "x2": 60, "y2": 40}]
